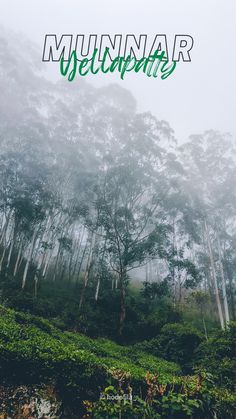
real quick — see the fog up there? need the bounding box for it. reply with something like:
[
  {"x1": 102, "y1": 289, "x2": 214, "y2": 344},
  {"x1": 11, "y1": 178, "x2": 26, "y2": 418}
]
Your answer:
[{"x1": 1, "y1": 0, "x2": 236, "y2": 141}]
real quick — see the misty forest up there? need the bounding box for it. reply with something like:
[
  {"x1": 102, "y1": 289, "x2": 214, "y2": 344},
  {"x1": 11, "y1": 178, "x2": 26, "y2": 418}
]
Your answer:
[{"x1": 0, "y1": 31, "x2": 235, "y2": 418}]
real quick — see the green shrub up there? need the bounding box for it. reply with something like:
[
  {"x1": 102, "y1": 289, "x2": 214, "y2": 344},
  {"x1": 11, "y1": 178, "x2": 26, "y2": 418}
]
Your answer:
[
  {"x1": 196, "y1": 321, "x2": 236, "y2": 390},
  {"x1": 85, "y1": 373, "x2": 223, "y2": 419},
  {"x1": 0, "y1": 306, "x2": 181, "y2": 389},
  {"x1": 0, "y1": 305, "x2": 234, "y2": 418},
  {"x1": 135, "y1": 323, "x2": 203, "y2": 372}
]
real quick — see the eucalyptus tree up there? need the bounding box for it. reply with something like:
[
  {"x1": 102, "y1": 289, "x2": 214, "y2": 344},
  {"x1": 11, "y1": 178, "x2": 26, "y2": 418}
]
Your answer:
[
  {"x1": 179, "y1": 131, "x2": 236, "y2": 327},
  {"x1": 89, "y1": 112, "x2": 176, "y2": 334}
]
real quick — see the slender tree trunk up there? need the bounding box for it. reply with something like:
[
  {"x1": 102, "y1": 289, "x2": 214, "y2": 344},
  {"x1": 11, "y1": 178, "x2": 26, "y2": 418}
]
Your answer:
[
  {"x1": 145, "y1": 263, "x2": 149, "y2": 282},
  {"x1": 0, "y1": 211, "x2": 12, "y2": 272},
  {"x1": 71, "y1": 227, "x2": 85, "y2": 279},
  {"x1": 75, "y1": 235, "x2": 89, "y2": 288},
  {"x1": 203, "y1": 316, "x2": 208, "y2": 341},
  {"x1": 79, "y1": 233, "x2": 95, "y2": 310},
  {"x1": 202, "y1": 227, "x2": 214, "y2": 297},
  {"x1": 200, "y1": 305, "x2": 208, "y2": 341},
  {"x1": 95, "y1": 239, "x2": 106, "y2": 301},
  {"x1": 22, "y1": 228, "x2": 38, "y2": 289},
  {"x1": 34, "y1": 276, "x2": 38, "y2": 298},
  {"x1": 14, "y1": 241, "x2": 23, "y2": 276},
  {"x1": 7, "y1": 237, "x2": 15, "y2": 269},
  {"x1": 6, "y1": 216, "x2": 17, "y2": 270},
  {"x1": 52, "y1": 242, "x2": 62, "y2": 282},
  {"x1": 225, "y1": 262, "x2": 235, "y2": 320},
  {"x1": 19, "y1": 253, "x2": 24, "y2": 270},
  {"x1": 205, "y1": 220, "x2": 225, "y2": 329},
  {"x1": 95, "y1": 277, "x2": 100, "y2": 301},
  {"x1": 119, "y1": 269, "x2": 127, "y2": 336},
  {"x1": 149, "y1": 261, "x2": 153, "y2": 282},
  {"x1": 178, "y1": 281, "x2": 182, "y2": 303},
  {"x1": 172, "y1": 218, "x2": 177, "y2": 306},
  {"x1": 0, "y1": 247, "x2": 6, "y2": 272},
  {"x1": 216, "y1": 232, "x2": 230, "y2": 324},
  {"x1": 42, "y1": 249, "x2": 52, "y2": 278},
  {"x1": 0, "y1": 210, "x2": 12, "y2": 246}
]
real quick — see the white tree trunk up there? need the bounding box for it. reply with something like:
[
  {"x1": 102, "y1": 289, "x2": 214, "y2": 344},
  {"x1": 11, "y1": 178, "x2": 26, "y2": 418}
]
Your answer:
[
  {"x1": 22, "y1": 228, "x2": 38, "y2": 289},
  {"x1": 0, "y1": 247, "x2": 6, "y2": 272},
  {"x1": 205, "y1": 220, "x2": 225, "y2": 329},
  {"x1": 7, "y1": 237, "x2": 15, "y2": 269},
  {"x1": 217, "y1": 232, "x2": 230, "y2": 324},
  {"x1": 14, "y1": 242, "x2": 23, "y2": 276},
  {"x1": 95, "y1": 277, "x2": 100, "y2": 301},
  {"x1": 79, "y1": 232, "x2": 95, "y2": 310}
]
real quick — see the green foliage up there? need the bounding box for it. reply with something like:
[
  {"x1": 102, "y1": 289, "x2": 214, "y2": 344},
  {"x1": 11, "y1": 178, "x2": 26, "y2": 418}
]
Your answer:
[
  {"x1": 1, "y1": 278, "x2": 182, "y2": 343},
  {"x1": 141, "y1": 279, "x2": 170, "y2": 300},
  {"x1": 196, "y1": 321, "x2": 236, "y2": 390},
  {"x1": 0, "y1": 306, "x2": 180, "y2": 393},
  {"x1": 85, "y1": 372, "x2": 236, "y2": 419},
  {"x1": 0, "y1": 306, "x2": 235, "y2": 417},
  {"x1": 135, "y1": 323, "x2": 203, "y2": 372}
]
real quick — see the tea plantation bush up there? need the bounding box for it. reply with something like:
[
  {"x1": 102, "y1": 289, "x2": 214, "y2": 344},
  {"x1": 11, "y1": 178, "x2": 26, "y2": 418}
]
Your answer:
[{"x1": 0, "y1": 306, "x2": 235, "y2": 418}]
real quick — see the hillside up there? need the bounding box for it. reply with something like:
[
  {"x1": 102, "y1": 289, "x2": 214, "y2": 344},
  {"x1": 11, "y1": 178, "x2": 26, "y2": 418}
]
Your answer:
[{"x1": 0, "y1": 305, "x2": 235, "y2": 418}]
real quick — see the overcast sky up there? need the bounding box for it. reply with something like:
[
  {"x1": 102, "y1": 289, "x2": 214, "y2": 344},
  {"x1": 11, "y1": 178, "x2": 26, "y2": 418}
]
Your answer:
[{"x1": 1, "y1": 0, "x2": 235, "y2": 142}]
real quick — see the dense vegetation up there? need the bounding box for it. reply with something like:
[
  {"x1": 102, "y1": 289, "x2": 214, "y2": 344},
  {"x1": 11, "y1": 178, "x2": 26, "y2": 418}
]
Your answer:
[
  {"x1": 0, "y1": 29, "x2": 235, "y2": 417},
  {"x1": 0, "y1": 305, "x2": 235, "y2": 417}
]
